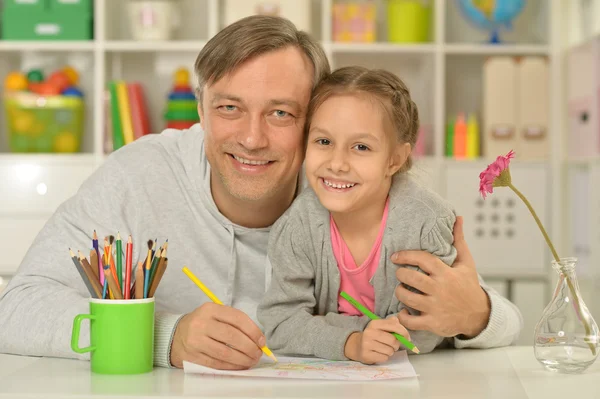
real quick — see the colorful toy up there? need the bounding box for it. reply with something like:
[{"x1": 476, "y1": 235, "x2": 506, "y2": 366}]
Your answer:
[
  {"x1": 62, "y1": 66, "x2": 80, "y2": 86},
  {"x1": 164, "y1": 67, "x2": 199, "y2": 130},
  {"x1": 62, "y1": 87, "x2": 84, "y2": 97},
  {"x1": 2, "y1": 65, "x2": 85, "y2": 153},
  {"x1": 4, "y1": 72, "x2": 28, "y2": 91},
  {"x1": 27, "y1": 69, "x2": 44, "y2": 83},
  {"x1": 174, "y1": 68, "x2": 190, "y2": 86},
  {"x1": 48, "y1": 71, "x2": 71, "y2": 94}
]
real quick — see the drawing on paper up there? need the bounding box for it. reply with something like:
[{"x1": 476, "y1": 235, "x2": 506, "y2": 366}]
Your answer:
[{"x1": 183, "y1": 351, "x2": 418, "y2": 381}]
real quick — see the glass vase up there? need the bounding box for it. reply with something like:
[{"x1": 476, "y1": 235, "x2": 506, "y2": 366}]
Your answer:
[{"x1": 534, "y1": 257, "x2": 599, "y2": 373}]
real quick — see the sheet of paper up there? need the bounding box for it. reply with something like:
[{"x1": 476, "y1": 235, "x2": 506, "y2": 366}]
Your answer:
[{"x1": 183, "y1": 350, "x2": 417, "y2": 381}]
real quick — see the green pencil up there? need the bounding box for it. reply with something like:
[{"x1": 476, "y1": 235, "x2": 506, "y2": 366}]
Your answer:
[
  {"x1": 340, "y1": 291, "x2": 420, "y2": 354},
  {"x1": 116, "y1": 232, "x2": 123, "y2": 290}
]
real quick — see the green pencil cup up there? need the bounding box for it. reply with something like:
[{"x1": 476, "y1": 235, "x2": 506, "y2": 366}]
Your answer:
[
  {"x1": 71, "y1": 298, "x2": 155, "y2": 374},
  {"x1": 387, "y1": 0, "x2": 432, "y2": 43}
]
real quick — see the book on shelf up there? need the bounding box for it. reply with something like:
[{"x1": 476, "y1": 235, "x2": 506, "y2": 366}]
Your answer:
[{"x1": 104, "y1": 81, "x2": 152, "y2": 152}]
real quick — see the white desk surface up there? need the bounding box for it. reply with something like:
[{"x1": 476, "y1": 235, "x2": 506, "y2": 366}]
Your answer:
[{"x1": 0, "y1": 346, "x2": 598, "y2": 399}]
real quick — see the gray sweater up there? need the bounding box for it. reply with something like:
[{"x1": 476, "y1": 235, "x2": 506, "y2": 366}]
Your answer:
[
  {"x1": 0, "y1": 125, "x2": 272, "y2": 367},
  {"x1": 258, "y1": 174, "x2": 521, "y2": 360}
]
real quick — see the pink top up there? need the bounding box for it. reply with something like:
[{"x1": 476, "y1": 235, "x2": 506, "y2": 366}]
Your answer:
[{"x1": 330, "y1": 198, "x2": 390, "y2": 315}]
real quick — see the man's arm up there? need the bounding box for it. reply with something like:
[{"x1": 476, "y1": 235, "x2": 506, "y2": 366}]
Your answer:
[
  {"x1": 394, "y1": 216, "x2": 523, "y2": 347},
  {"x1": 0, "y1": 156, "x2": 172, "y2": 361}
]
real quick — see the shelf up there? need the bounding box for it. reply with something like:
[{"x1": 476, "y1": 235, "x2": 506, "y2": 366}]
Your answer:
[
  {"x1": 444, "y1": 44, "x2": 550, "y2": 55},
  {"x1": 0, "y1": 41, "x2": 96, "y2": 52},
  {"x1": 330, "y1": 42, "x2": 435, "y2": 54},
  {"x1": 443, "y1": 157, "x2": 549, "y2": 166},
  {"x1": 104, "y1": 41, "x2": 207, "y2": 52},
  {"x1": 567, "y1": 156, "x2": 600, "y2": 165},
  {"x1": 0, "y1": 153, "x2": 97, "y2": 164}
]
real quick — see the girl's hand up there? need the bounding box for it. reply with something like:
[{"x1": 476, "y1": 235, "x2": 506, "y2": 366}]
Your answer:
[{"x1": 344, "y1": 317, "x2": 410, "y2": 364}]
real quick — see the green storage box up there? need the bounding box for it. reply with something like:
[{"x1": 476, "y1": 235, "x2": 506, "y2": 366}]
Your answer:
[
  {"x1": 49, "y1": 0, "x2": 92, "y2": 15},
  {"x1": 3, "y1": 0, "x2": 48, "y2": 12},
  {"x1": 1, "y1": 9, "x2": 92, "y2": 40}
]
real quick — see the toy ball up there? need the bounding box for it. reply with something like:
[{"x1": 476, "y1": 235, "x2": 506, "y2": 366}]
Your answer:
[
  {"x1": 32, "y1": 82, "x2": 61, "y2": 96},
  {"x1": 48, "y1": 71, "x2": 71, "y2": 93},
  {"x1": 62, "y1": 65, "x2": 80, "y2": 85},
  {"x1": 61, "y1": 86, "x2": 84, "y2": 97},
  {"x1": 174, "y1": 68, "x2": 190, "y2": 86},
  {"x1": 27, "y1": 69, "x2": 44, "y2": 83},
  {"x1": 4, "y1": 72, "x2": 28, "y2": 91}
]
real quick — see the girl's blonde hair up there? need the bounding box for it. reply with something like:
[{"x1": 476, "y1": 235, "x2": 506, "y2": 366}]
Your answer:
[{"x1": 305, "y1": 66, "x2": 419, "y2": 173}]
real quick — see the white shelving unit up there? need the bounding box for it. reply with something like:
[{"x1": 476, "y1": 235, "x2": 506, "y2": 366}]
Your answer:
[
  {"x1": 0, "y1": 0, "x2": 575, "y2": 344},
  {"x1": 561, "y1": 0, "x2": 600, "y2": 321}
]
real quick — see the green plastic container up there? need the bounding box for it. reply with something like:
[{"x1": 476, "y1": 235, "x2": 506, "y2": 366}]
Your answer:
[
  {"x1": 49, "y1": 0, "x2": 92, "y2": 15},
  {"x1": 3, "y1": 0, "x2": 48, "y2": 11},
  {"x1": 1, "y1": 9, "x2": 92, "y2": 40},
  {"x1": 387, "y1": 0, "x2": 432, "y2": 43},
  {"x1": 4, "y1": 91, "x2": 84, "y2": 153}
]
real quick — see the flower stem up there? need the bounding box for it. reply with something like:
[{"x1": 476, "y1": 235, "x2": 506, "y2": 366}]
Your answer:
[
  {"x1": 508, "y1": 183, "x2": 596, "y2": 356},
  {"x1": 507, "y1": 183, "x2": 559, "y2": 263}
]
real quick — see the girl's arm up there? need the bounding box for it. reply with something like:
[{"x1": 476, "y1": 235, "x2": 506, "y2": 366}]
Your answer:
[{"x1": 257, "y1": 216, "x2": 370, "y2": 361}]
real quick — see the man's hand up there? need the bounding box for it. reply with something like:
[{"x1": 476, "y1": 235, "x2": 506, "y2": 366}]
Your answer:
[
  {"x1": 344, "y1": 317, "x2": 408, "y2": 364},
  {"x1": 170, "y1": 302, "x2": 265, "y2": 369},
  {"x1": 393, "y1": 216, "x2": 491, "y2": 338}
]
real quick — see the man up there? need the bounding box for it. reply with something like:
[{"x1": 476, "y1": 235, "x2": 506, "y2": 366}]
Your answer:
[{"x1": 0, "y1": 16, "x2": 522, "y2": 370}]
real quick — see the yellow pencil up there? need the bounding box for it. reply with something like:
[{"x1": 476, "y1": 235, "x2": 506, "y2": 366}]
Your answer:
[{"x1": 182, "y1": 266, "x2": 277, "y2": 362}]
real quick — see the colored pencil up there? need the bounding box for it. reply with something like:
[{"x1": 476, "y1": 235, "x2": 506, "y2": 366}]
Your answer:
[
  {"x1": 340, "y1": 291, "x2": 420, "y2": 354},
  {"x1": 181, "y1": 266, "x2": 278, "y2": 362},
  {"x1": 93, "y1": 230, "x2": 104, "y2": 286},
  {"x1": 103, "y1": 264, "x2": 123, "y2": 300},
  {"x1": 135, "y1": 262, "x2": 144, "y2": 299},
  {"x1": 102, "y1": 254, "x2": 114, "y2": 299},
  {"x1": 143, "y1": 240, "x2": 153, "y2": 298},
  {"x1": 90, "y1": 249, "x2": 99, "y2": 282},
  {"x1": 148, "y1": 258, "x2": 168, "y2": 298},
  {"x1": 69, "y1": 248, "x2": 98, "y2": 298},
  {"x1": 148, "y1": 246, "x2": 165, "y2": 290},
  {"x1": 105, "y1": 238, "x2": 121, "y2": 294},
  {"x1": 116, "y1": 232, "x2": 123, "y2": 290},
  {"x1": 78, "y1": 250, "x2": 103, "y2": 298},
  {"x1": 125, "y1": 235, "x2": 133, "y2": 299}
]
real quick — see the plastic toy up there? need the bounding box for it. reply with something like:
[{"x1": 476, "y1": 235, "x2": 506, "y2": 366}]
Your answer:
[
  {"x1": 27, "y1": 69, "x2": 44, "y2": 83},
  {"x1": 4, "y1": 72, "x2": 28, "y2": 91},
  {"x1": 48, "y1": 71, "x2": 71, "y2": 93},
  {"x1": 164, "y1": 67, "x2": 199, "y2": 130},
  {"x1": 62, "y1": 87, "x2": 84, "y2": 97},
  {"x1": 62, "y1": 66, "x2": 80, "y2": 85}
]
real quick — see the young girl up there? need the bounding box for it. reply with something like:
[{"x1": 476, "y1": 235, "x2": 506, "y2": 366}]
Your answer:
[{"x1": 257, "y1": 66, "x2": 456, "y2": 365}]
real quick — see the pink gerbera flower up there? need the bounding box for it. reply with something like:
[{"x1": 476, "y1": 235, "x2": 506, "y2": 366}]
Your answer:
[{"x1": 479, "y1": 150, "x2": 515, "y2": 199}]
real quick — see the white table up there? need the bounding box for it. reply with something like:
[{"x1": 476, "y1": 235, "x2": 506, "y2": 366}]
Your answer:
[{"x1": 0, "y1": 346, "x2": 598, "y2": 399}]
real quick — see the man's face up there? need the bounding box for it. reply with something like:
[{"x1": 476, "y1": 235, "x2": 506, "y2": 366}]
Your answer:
[{"x1": 199, "y1": 46, "x2": 313, "y2": 203}]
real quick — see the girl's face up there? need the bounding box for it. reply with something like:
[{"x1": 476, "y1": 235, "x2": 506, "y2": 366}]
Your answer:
[{"x1": 305, "y1": 94, "x2": 408, "y2": 216}]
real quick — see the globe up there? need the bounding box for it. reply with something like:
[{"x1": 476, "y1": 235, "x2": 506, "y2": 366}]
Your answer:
[{"x1": 457, "y1": 0, "x2": 526, "y2": 43}]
